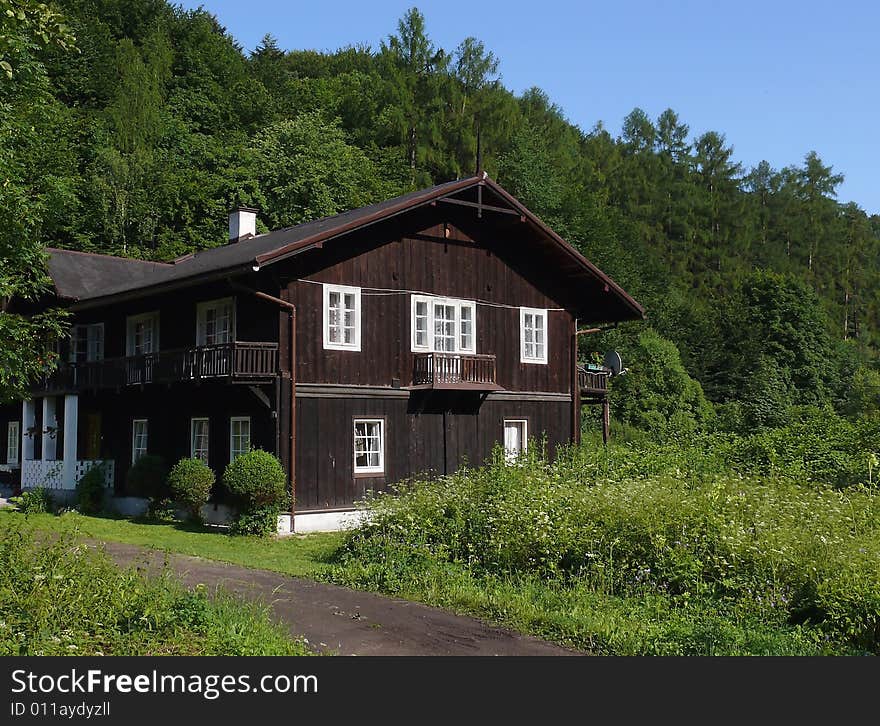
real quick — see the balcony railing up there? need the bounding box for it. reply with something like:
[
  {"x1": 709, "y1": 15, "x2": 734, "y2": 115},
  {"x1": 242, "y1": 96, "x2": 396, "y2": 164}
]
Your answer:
[
  {"x1": 412, "y1": 352, "x2": 500, "y2": 390},
  {"x1": 578, "y1": 364, "x2": 611, "y2": 398},
  {"x1": 42, "y1": 341, "x2": 278, "y2": 392}
]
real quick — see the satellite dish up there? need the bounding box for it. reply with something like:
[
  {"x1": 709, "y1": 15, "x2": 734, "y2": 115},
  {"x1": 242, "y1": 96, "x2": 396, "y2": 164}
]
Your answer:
[{"x1": 603, "y1": 350, "x2": 623, "y2": 376}]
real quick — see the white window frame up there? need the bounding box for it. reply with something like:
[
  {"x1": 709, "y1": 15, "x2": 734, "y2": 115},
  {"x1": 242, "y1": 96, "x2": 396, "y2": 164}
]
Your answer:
[
  {"x1": 196, "y1": 297, "x2": 235, "y2": 346},
  {"x1": 69, "y1": 323, "x2": 105, "y2": 363},
  {"x1": 410, "y1": 294, "x2": 477, "y2": 354},
  {"x1": 503, "y1": 418, "x2": 528, "y2": 464},
  {"x1": 229, "y1": 416, "x2": 251, "y2": 463},
  {"x1": 191, "y1": 417, "x2": 210, "y2": 462},
  {"x1": 353, "y1": 418, "x2": 385, "y2": 475},
  {"x1": 131, "y1": 419, "x2": 148, "y2": 464},
  {"x1": 323, "y1": 284, "x2": 361, "y2": 351},
  {"x1": 520, "y1": 307, "x2": 548, "y2": 364},
  {"x1": 126, "y1": 311, "x2": 160, "y2": 356},
  {"x1": 7, "y1": 421, "x2": 20, "y2": 466}
]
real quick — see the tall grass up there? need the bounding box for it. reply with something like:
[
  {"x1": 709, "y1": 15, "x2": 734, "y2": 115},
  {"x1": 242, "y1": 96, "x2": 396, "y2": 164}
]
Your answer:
[
  {"x1": 0, "y1": 520, "x2": 312, "y2": 656},
  {"x1": 332, "y1": 442, "x2": 880, "y2": 655}
]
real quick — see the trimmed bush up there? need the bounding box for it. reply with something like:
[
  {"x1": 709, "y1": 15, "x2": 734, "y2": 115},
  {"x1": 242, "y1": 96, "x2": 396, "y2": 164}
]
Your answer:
[
  {"x1": 10, "y1": 487, "x2": 54, "y2": 515},
  {"x1": 168, "y1": 458, "x2": 215, "y2": 522},
  {"x1": 223, "y1": 450, "x2": 287, "y2": 510},
  {"x1": 75, "y1": 464, "x2": 106, "y2": 514},
  {"x1": 125, "y1": 455, "x2": 168, "y2": 501},
  {"x1": 222, "y1": 450, "x2": 287, "y2": 536}
]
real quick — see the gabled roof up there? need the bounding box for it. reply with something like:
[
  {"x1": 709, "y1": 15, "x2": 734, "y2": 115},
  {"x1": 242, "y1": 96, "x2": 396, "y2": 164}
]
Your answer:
[{"x1": 46, "y1": 176, "x2": 645, "y2": 321}]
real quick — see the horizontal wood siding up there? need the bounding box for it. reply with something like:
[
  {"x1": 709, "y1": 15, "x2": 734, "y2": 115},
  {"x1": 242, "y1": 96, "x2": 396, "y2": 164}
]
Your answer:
[{"x1": 294, "y1": 393, "x2": 571, "y2": 511}]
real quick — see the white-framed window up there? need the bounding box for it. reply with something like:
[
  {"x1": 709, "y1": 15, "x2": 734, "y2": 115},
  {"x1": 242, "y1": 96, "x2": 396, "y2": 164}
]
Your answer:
[
  {"x1": 353, "y1": 418, "x2": 384, "y2": 474},
  {"x1": 131, "y1": 419, "x2": 148, "y2": 463},
  {"x1": 197, "y1": 298, "x2": 234, "y2": 346},
  {"x1": 7, "y1": 421, "x2": 20, "y2": 465},
  {"x1": 323, "y1": 284, "x2": 361, "y2": 351},
  {"x1": 191, "y1": 418, "x2": 210, "y2": 462},
  {"x1": 520, "y1": 307, "x2": 548, "y2": 364},
  {"x1": 230, "y1": 416, "x2": 251, "y2": 462},
  {"x1": 126, "y1": 312, "x2": 160, "y2": 356},
  {"x1": 503, "y1": 419, "x2": 528, "y2": 463},
  {"x1": 70, "y1": 323, "x2": 104, "y2": 362},
  {"x1": 410, "y1": 295, "x2": 476, "y2": 354}
]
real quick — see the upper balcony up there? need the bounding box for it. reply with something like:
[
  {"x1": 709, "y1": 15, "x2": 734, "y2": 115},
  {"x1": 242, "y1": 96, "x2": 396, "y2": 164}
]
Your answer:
[
  {"x1": 411, "y1": 352, "x2": 502, "y2": 391},
  {"x1": 39, "y1": 341, "x2": 279, "y2": 393},
  {"x1": 578, "y1": 364, "x2": 611, "y2": 400}
]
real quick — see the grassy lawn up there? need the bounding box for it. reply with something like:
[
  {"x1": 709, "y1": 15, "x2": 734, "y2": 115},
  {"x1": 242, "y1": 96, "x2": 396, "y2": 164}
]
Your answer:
[
  {"x1": 0, "y1": 515, "x2": 314, "y2": 655},
  {"x1": 0, "y1": 509, "x2": 343, "y2": 578}
]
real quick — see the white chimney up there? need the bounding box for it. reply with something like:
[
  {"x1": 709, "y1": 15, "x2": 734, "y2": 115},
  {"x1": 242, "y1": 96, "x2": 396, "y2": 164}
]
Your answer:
[{"x1": 229, "y1": 207, "x2": 258, "y2": 242}]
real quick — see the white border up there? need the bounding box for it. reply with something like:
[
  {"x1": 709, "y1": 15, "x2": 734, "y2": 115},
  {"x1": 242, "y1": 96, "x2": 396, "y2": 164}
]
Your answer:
[
  {"x1": 229, "y1": 416, "x2": 251, "y2": 463},
  {"x1": 190, "y1": 417, "x2": 210, "y2": 461},
  {"x1": 126, "y1": 311, "x2": 160, "y2": 355},
  {"x1": 322, "y1": 284, "x2": 362, "y2": 351},
  {"x1": 196, "y1": 297, "x2": 236, "y2": 346},
  {"x1": 131, "y1": 418, "x2": 148, "y2": 464},
  {"x1": 519, "y1": 307, "x2": 548, "y2": 364},
  {"x1": 353, "y1": 418, "x2": 385, "y2": 474}
]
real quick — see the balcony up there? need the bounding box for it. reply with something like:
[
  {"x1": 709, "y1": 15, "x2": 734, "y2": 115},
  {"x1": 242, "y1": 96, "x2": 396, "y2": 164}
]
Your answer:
[
  {"x1": 411, "y1": 352, "x2": 501, "y2": 391},
  {"x1": 41, "y1": 341, "x2": 279, "y2": 392},
  {"x1": 578, "y1": 364, "x2": 611, "y2": 400}
]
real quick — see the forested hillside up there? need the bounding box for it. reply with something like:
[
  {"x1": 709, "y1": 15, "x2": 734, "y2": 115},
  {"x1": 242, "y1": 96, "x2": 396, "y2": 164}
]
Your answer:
[{"x1": 4, "y1": 0, "x2": 880, "y2": 424}]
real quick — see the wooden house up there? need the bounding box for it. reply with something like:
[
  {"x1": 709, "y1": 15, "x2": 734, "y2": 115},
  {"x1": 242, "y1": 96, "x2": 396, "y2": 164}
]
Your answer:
[{"x1": 0, "y1": 175, "x2": 644, "y2": 528}]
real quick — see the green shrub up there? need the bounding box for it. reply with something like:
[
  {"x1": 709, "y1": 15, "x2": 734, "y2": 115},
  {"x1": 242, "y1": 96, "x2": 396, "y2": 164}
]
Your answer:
[
  {"x1": 10, "y1": 487, "x2": 54, "y2": 515},
  {"x1": 125, "y1": 455, "x2": 168, "y2": 500},
  {"x1": 75, "y1": 464, "x2": 106, "y2": 514},
  {"x1": 168, "y1": 458, "x2": 215, "y2": 522},
  {"x1": 223, "y1": 450, "x2": 287, "y2": 509},
  {"x1": 223, "y1": 450, "x2": 287, "y2": 536},
  {"x1": 335, "y1": 442, "x2": 880, "y2": 654},
  {"x1": 228, "y1": 505, "x2": 279, "y2": 537}
]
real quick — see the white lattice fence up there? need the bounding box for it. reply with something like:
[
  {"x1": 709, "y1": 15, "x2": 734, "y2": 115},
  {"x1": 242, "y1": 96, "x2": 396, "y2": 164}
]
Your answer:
[
  {"x1": 21, "y1": 459, "x2": 115, "y2": 490},
  {"x1": 21, "y1": 460, "x2": 64, "y2": 489},
  {"x1": 75, "y1": 460, "x2": 115, "y2": 488}
]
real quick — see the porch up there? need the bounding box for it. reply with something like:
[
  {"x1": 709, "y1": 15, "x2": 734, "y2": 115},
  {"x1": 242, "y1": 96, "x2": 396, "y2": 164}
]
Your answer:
[{"x1": 39, "y1": 341, "x2": 279, "y2": 393}]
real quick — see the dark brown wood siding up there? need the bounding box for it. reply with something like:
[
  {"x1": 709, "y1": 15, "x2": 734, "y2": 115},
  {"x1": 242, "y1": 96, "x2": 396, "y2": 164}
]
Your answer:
[
  {"x1": 280, "y1": 213, "x2": 576, "y2": 394},
  {"x1": 77, "y1": 383, "x2": 275, "y2": 494},
  {"x1": 294, "y1": 391, "x2": 571, "y2": 511}
]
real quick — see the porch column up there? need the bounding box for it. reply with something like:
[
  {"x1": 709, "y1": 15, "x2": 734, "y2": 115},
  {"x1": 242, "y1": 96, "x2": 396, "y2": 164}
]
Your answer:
[
  {"x1": 22, "y1": 399, "x2": 36, "y2": 461},
  {"x1": 42, "y1": 396, "x2": 57, "y2": 461},
  {"x1": 62, "y1": 394, "x2": 79, "y2": 490}
]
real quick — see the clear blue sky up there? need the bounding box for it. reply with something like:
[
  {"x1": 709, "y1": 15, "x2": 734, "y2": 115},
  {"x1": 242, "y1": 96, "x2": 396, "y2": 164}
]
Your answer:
[{"x1": 179, "y1": 0, "x2": 879, "y2": 214}]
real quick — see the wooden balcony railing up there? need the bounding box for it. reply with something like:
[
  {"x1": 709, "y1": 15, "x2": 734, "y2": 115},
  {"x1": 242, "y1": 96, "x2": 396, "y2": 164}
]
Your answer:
[
  {"x1": 42, "y1": 341, "x2": 278, "y2": 392},
  {"x1": 578, "y1": 364, "x2": 611, "y2": 398},
  {"x1": 412, "y1": 352, "x2": 500, "y2": 390}
]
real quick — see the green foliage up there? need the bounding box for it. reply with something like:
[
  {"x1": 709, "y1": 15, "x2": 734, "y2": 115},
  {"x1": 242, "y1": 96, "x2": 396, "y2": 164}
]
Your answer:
[
  {"x1": 75, "y1": 463, "x2": 106, "y2": 514},
  {"x1": 167, "y1": 457, "x2": 214, "y2": 521},
  {"x1": 335, "y1": 443, "x2": 880, "y2": 654},
  {"x1": 124, "y1": 454, "x2": 168, "y2": 500},
  {"x1": 610, "y1": 328, "x2": 713, "y2": 435},
  {"x1": 253, "y1": 112, "x2": 400, "y2": 229},
  {"x1": 228, "y1": 505, "x2": 278, "y2": 538},
  {"x1": 10, "y1": 487, "x2": 54, "y2": 514},
  {"x1": 223, "y1": 449, "x2": 287, "y2": 536},
  {"x1": 0, "y1": 518, "x2": 311, "y2": 655}
]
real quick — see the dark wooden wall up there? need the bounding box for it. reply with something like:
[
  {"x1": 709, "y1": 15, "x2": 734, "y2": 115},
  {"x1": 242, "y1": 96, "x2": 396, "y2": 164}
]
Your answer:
[
  {"x1": 294, "y1": 393, "x2": 571, "y2": 511},
  {"x1": 280, "y1": 211, "x2": 576, "y2": 394},
  {"x1": 68, "y1": 280, "x2": 278, "y2": 360},
  {"x1": 81, "y1": 383, "x2": 275, "y2": 494}
]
